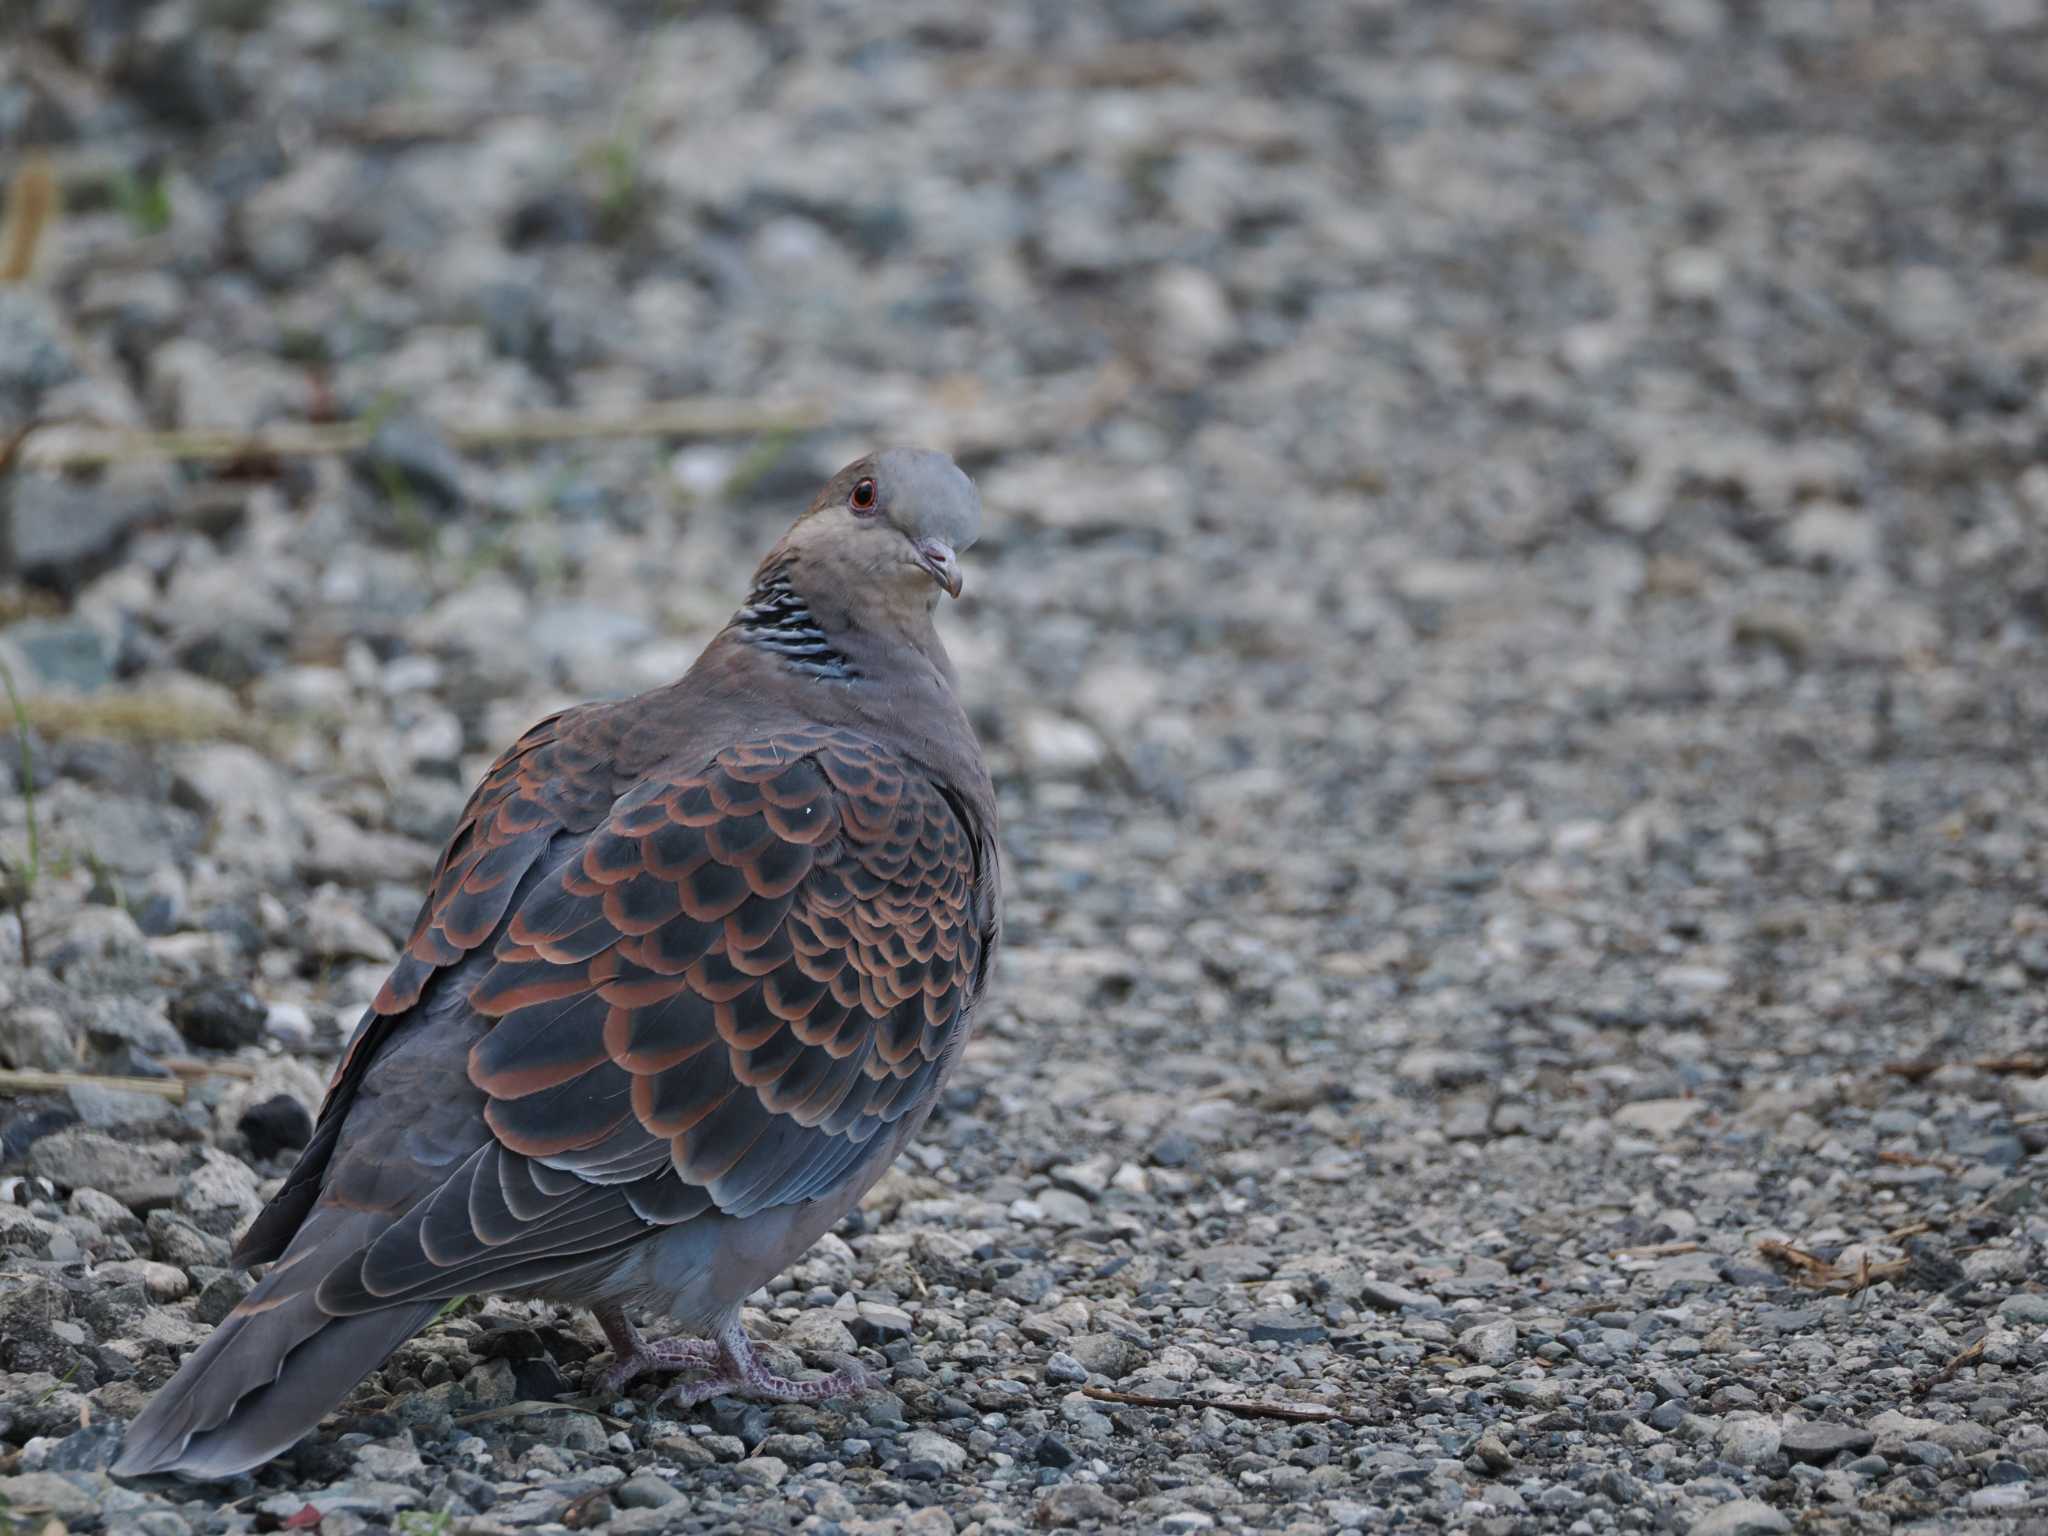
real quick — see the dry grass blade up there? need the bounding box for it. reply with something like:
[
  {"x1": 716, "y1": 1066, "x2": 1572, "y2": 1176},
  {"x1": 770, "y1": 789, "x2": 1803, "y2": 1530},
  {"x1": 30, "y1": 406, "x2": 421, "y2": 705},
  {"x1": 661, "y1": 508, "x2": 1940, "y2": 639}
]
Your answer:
[
  {"x1": 11, "y1": 397, "x2": 831, "y2": 473},
  {"x1": 1081, "y1": 1384, "x2": 1370, "y2": 1426},
  {"x1": 159, "y1": 1056, "x2": 260, "y2": 1081},
  {"x1": 0, "y1": 1068, "x2": 186, "y2": 1101},
  {"x1": 1755, "y1": 1239, "x2": 1833, "y2": 1277},
  {"x1": 452, "y1": 1400, "x2": 628, "y2": 1431},
  {"x1": 0, "y1": 152, "x2": 57, "y2": 281},
  {"x1": 1884, "y1": 1054, "x2": 2047, "y2": 1082},
  {"x1": 1876, "y1": 1149, "x2": 1961, "y2": 1173},
  {"x1": 19, "y1": 690, "x2": 274, "y2": 747}
]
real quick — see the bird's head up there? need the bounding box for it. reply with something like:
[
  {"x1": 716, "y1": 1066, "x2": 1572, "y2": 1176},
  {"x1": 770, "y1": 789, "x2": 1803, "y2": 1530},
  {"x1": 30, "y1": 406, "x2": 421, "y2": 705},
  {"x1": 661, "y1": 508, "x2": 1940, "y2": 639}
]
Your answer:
[{"x1": 774, "y1": 447, "x2": 983, "y2": 609}]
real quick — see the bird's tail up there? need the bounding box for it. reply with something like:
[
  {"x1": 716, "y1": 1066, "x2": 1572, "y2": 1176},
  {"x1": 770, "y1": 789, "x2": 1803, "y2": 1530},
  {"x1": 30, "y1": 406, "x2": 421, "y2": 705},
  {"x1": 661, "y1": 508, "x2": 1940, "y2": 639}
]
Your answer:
[{"x1": 112, "y1": 1211, "x2": 440, "y2": 1480}]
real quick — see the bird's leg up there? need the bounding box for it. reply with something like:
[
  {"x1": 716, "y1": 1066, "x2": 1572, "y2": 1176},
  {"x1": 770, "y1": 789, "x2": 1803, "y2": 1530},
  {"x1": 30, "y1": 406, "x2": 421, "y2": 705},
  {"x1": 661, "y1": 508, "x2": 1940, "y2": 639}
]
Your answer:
[
  {"x1": 592, "y1": 1304, "x2": 721, "y2": 1395},
  {"x1": 655, "y1": 1320, "x2": 876, "y2": 1410}
]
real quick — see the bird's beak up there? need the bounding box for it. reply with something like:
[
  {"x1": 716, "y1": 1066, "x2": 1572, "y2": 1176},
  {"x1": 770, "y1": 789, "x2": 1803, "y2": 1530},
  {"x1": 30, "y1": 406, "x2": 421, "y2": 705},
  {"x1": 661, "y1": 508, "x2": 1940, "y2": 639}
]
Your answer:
[{"x1": 916, "y1": 538, "x2": 963, "y2": 599}]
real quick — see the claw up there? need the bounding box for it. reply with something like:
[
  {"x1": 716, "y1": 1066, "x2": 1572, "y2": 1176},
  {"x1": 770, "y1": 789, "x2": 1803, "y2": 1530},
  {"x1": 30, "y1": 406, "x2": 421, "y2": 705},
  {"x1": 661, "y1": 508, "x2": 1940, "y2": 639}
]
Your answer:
[
  {"x1": 655, "y1": 1372, "x2": 745, "y2": 1411},
  {"x1": 592, "y1": 1303, "x2": 721, "y2": 1395},
  {"x1": 602, "y1": 1336, "x2": 720, "y2": 1395},
  {"x1": 591, "y1": 1307, "x2": 880, "y2": 1414}
]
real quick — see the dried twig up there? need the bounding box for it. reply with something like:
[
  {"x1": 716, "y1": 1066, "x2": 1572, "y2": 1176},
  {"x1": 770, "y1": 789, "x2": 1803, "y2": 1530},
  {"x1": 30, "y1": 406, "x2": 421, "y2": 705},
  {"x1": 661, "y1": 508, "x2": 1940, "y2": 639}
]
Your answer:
[
  {"x1": 1915, "y1": 1335, "x2": 1986, "y2": 1396},
  {"x1": 0, "y1": 650, "x2": 41, "y2": 967},
  {"x1": 1877, "y1": 1149, "x2": 1962, "y2": 1173},
  {"x1": 0, "y1": 1067, "x2": 187, "y2": 1101},
  {"x1": 1756, "y1": 1240, "x2": 1907, "y2": 1294},
  {"x1": 561, "y1": 1489, "x2": 613, "y2": 1529},
  {"x1": 452, "y1": 1400, "x2": 628, "y2": 1430},
  {"x1": 1614, "y1": 1241, "x2": 1702, "y2": 1259},
  {"x1": 0, "y1": 415, "x2": 50, "y2": 478},
  {"x1": 10, "y1": 398, "x2": 829, "y2": 473},
  {"x1": 1756, "y1": 1240, "x2": 1833, "y2": 1277},
  {"x1": 0, "y1": 152, "x2": 56, "y2": 281},
  {"x1": 0, "y1": 1057, "x2": 260, "y2": 1101},
  {"x1": 1884, "y1": 1055, "x2": 2046, "y2": 1082},
  {"x1": 159, "y1": 1056, "x2": 261, "y2": 1080},
  {"x1": 1080, "y1": 1384, "x2": 1370, "y2": 1426}
]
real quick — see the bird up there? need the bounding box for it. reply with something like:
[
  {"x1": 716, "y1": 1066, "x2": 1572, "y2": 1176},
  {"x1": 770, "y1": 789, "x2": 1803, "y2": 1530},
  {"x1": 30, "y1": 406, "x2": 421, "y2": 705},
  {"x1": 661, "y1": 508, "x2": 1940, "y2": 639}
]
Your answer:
[{"x1": 113, "y1": 448, "x2": 1001, "y2": 1479}]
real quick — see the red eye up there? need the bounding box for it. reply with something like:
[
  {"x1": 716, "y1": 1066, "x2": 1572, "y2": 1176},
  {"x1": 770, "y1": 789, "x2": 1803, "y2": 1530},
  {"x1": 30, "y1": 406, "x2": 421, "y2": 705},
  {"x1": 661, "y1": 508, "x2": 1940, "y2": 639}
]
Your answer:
[{"x1": 850, "y1": 478, "x2": 877, "y2": 514}]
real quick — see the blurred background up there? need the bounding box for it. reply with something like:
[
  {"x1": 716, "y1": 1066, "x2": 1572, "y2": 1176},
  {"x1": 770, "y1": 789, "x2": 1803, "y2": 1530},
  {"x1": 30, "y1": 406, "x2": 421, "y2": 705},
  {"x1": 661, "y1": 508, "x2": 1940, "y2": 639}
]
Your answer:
[{"x1": 2, "y1": 0, "x2": 2048, "y2": 1523}]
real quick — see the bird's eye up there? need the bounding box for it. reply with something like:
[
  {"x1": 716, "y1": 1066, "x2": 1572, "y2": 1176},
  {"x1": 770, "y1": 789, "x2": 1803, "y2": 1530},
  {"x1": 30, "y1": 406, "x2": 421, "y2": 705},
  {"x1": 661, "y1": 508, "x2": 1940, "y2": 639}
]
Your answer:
[{"x1": 849, "y1": 478, "x2": 878, "y2": 514}]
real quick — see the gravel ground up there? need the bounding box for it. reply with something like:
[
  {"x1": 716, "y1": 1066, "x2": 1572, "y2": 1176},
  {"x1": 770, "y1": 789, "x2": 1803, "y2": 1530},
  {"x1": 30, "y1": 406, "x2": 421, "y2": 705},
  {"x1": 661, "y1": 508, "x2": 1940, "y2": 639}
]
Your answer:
[{"x1": 3, "y1": 2, "x2": 2047, "y2": 1533}]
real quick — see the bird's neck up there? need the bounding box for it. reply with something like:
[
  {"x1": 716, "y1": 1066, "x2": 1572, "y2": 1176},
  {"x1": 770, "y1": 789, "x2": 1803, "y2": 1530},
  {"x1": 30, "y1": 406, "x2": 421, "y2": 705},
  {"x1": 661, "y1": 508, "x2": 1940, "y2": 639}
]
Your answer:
[
  {"x1": 732, "y1": 553, "x2": 952, "y2": 688},
  {"x1": 732, "y1": 560, "x2": 859, "y2": 681}
]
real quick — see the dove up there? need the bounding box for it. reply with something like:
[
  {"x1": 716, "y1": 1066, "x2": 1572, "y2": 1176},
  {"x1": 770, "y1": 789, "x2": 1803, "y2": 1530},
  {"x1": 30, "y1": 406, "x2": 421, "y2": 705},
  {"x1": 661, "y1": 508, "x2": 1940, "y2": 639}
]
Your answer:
[{"x1": 114, "y1": 448, "x2": 1001, "y2": 1479}]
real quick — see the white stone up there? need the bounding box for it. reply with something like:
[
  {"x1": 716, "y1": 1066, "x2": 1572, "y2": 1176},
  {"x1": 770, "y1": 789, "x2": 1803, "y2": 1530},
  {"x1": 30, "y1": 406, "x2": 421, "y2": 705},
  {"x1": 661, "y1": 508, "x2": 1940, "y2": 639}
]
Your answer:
[
  {"x1": 904, "y1": 1429, "x2": 967, "y2": 1475},
  {"x1": 1021, "y1": 712, "x2": 1108, "y2": 775}
]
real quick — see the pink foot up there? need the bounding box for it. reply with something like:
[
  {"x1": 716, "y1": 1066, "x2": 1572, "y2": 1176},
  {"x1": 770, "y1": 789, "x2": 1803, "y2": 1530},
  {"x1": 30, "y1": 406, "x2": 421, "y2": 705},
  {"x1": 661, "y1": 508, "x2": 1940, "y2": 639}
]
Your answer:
[
  {"x1": 604, "y1": 1335, "x2": 722, "y2": 1395},
  {"x1": 654, "y1": 1321, "x2": 876, "y2": 1412},
  {"x1": 592, "y1": 1305, "x2": 721, "y2": 1395}
]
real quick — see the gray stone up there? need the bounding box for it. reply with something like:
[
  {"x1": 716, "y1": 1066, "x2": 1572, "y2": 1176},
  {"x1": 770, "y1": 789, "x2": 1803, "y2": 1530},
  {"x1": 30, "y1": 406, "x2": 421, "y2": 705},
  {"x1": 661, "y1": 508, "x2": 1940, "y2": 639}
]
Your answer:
[
  {"x1": 1045, "y1": 1350, "x2": 1088, "y2": 1384},
  {"x1": 1716, "y1": 1414, "x2": 1782, "y2": 1466},
  {"x1": 169, "y1": 980, "x2": 268, "y2": 1050},
  {"x1": 851, "y1": 1301, "x2": 915, "y2": 1343},
  {"x1": 1035, "y1": 1186, "x2": 1093, "y2": 1227},
  {"x1": 28, "y1": 1128, "x2": 187, "y2": 1207},
  {"x1": 1, "y1": 617, "x2": 114, "y2": 692},
  {"x1": 529, "y1": 602, "x2": 654, "y2": 680},
  {"x1": 4, "y1": 472, "x2": 161, "y2": 591},
  {"x1": 1067, "y1": 1333, "x2": 1145, "y2": 1378},
  {"x1": 1755, "y1": 1307, "x2": 1820, "y2": 1333},
  {"x1": 1688, "y1": 1501, "x2": 1791, "y2": 1536},
  {"x1": 1997, "y1": 1292, "x2": 2048, "y2": 1324},
  {"x1": 169, "y1": 743, "x2": 301, "y2": 880},
  {"x1": 780, "y1": 1309, "x2": 856, "y2": 1356},
  {"x1": 355, "y1": 415, "x2": 467, "y2": 516},
  {"x1": 1246, "y1": 1312, "x2": 1328, "y2": 1345},
  {"x1": 263, "y1": 1002, "x2": 316, "y2": 1048},
  {"x1": 253, "y1": 1482, "x2": 420, "y2": 1520},
  {"x1": 1969, "y1": 1486, "x2": 2033, "y2": 1512},
  {"x1": 1779, "y1": 1422, "x2": 1875, "y2": 1464},
  {"x1": 46, "y1": 904, "x2": 151, "y2": 974},
  {"x1": 41, "y1": 1420, "x2": 124, "y2": 1472},
  {"x1": 904, "y1": 1429, "x2": 967, "y2": 1474},
  {"x1": 300, "y1": 884, "x2": 398, "y2": 963},
  {"x1": 0, "y1": 1273, "x2": 73, "y2": 1373},
  {"x1": 732, "y1": 1454, "x2": 787, "y2": 1488},
  {"x1": 237, "y1": 1093, "x2": 314, "y2": 1161},
  {"x1": 175, "y1": 1147, "x2": 262, "y2": 1237},
  {"x1": 147, "y1": 1208, "x2": 230, "y2": 1267},
  {"x1": 0, "y1": 1471, "x2": 99, "y2": 1522},
  {"x1": 66, "y1": 1079, "x2": 174, "y2": 1130},
  {"x1": 1035, "y1": 1483, "x2": 1124, "y2": 1526},
  {"x1": 192, "y1": 1269, "x2": 251, "y2": 1325},
  {"x1": 1613, "y1": 1097, "x2": 1707, "y2": 1137},
  {"x1": 0, "y1": 1005, "x2": 78, "y2": 1071},
  {"x1": 1355, "y1": 1278, "x2": 1432, "y2": 1311},
  {"x1": 0, "y1": 290, "x2": 80, "y2": 422},
  {"x1": 1457, "y1": 1319, "x2": 1517, "y2": 1365},
  {"x1": 614, "y1": 1473, "x2": 684, "y2": 1509},
  {"x1": 68, "y1": 1185, "x2": 142, "y2": 1238}
]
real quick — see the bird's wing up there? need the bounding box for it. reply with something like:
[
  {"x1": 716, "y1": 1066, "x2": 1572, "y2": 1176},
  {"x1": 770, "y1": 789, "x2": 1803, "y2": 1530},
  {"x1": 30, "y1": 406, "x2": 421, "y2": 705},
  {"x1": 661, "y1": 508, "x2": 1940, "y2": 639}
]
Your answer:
[
  {"x1": 243, "y1": 720, "x2": 990, "y2": 1314},
  {"x1": 234, "y1": 702, "x2": 630, "y2": 1265}
]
